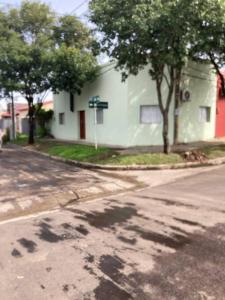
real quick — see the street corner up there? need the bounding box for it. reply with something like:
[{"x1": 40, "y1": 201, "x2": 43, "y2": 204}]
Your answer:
[{"x1": 0, "y1": 148, "x2": 140, "y2": 222}]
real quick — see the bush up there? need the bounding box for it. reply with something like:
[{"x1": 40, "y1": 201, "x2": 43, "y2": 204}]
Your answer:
[
  {"x1": 2, "y1": 129, "x2": 10, "y2": 144},
  {"x1": 36, "y1": 108, "x2": 53, "y2": 138},
  {"x1": 36, "y1": 127, "x2": 48, "y2": 138}
]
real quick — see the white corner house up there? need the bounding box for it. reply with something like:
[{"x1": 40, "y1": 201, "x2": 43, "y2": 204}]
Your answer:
[{"x1": 50, "y1": 61, "x2": 217, "y2": 148}]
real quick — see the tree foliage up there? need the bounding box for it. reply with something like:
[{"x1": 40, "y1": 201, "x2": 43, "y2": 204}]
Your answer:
[
  {"x1": 0, "y1": 1, "x2": 98, "y2": 144},
  {"x1": 50, "y1": 44, "x2": 98, "y2": 95},
  {"x1": 188, "y1": 0, "x2": 225, "y2": 93},
  {"x1": 35, "y1": 106, "x2": 53, "y2": 137},
  {"x1": 90, "y1": 0, "x2": 225, "y2": 153},
  {"x1": 50, "y1": 14, "x2": 99, "y2": 94}
]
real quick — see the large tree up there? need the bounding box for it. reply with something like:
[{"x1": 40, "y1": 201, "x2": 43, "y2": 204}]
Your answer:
[
  {"x1": 50, "y1": 15, "x2": 99, "y2": 95},
  {"x1": 0, "y1": 1, "x2": 98, "y2": 144},
  {"x1": 189, "y1": 0, "x2": 225, "y2": 93},
  {"x1": 89, "y1": 0, "x2": 225, "y2": 153}
]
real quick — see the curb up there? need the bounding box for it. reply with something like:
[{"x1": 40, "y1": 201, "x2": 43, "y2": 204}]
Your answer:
[{"x1": 9, "y1": 145, "x2": 225, "y2": 171}]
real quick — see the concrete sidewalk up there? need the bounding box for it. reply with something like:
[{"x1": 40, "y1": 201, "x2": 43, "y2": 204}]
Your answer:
[{"x1": 118, "y1": 138, "x2": 225, "y2": 155}]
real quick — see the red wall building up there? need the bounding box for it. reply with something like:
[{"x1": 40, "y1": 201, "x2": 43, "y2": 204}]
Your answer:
[{"x1": 216, "y1": 73, "x2": 225, "y2": 137}]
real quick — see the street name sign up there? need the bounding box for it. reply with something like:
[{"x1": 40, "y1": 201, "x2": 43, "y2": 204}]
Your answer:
[{"x1": 89, "y1": 96, "x2": 108, "y2": 109}]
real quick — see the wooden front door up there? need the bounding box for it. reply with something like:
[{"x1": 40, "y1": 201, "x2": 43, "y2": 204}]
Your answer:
[{"x1": 79, "y1": 111, "x2": 86, "y2": 139}]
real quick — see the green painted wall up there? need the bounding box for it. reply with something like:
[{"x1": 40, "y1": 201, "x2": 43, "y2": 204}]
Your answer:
[
  {"x1": 127, "y1": 67, "x2": 175, "y2": 146},
  {"x1": 51, "y1": 62, "x2": 129, "y2": 146},
  {"x1": 51, "y1": 61, "x2": 217, "y2": 147},
  {"x1": 178, "y1": 62, "x2": 217, "y2": 143},
  {"x1": 126, "y1": 61, "x2": 217, "y2": 146}
]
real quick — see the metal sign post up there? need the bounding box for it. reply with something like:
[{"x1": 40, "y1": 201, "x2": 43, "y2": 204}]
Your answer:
[
  {"x1": 94, "y1": 106, "x2": 98, "y2": 150},
  {"x1": 88, "y1": 95, "x2": 109, "y2": 151}
]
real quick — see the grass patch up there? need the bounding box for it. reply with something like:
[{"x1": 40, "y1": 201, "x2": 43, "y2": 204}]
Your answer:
[
  {"x1": 96, "y1": 152, "x2": 184, "y2": 165},
  {"x1": 45, "y1": 144, "x2": 114, "y2": 162},
  {"x1": 13, "y1": 134, "x2": 29, "y2": 146},
  {"x1": 12, "y1": 137, "x2": 225, "y2": 165},
  {"x1": 14, "y1": 136, "x2": 114, "y2": 162},
  {"x1": 201, "y1": 145, "x2": 225, "y2": 159}
]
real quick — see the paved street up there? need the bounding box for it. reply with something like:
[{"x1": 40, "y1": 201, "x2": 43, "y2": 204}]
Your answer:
[
  {"x1": 0, "y1": 148, "x2": 136, "y2": 221},
  {"x1": 1, "y1": 148, "x2": 225, "y2": 299}
]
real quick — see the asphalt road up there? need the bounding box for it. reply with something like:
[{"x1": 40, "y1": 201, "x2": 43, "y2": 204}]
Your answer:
[
  {"x1": 0, "y1": 149, "x2": 225, "y2": 299},
  {"x1": 0, "y1": 148, "x2": 134, "y2": 221}
]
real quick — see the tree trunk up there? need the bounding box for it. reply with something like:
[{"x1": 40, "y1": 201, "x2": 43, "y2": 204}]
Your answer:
[
  {"x1": 174, "y1": 69, "x2": 181, "y2": 144},
  {"x1": 155, "y1": 66, "x2": 175, "y2": 154},
  {"x1": 155, "y1": 77, "x2": 171, "y2": 154},
  {"x1": 27, "y1": 97, "x2": 35, "y2": 145},
  {"x1": 162, "y1": 111, "x2": 170, "y2": 154}
]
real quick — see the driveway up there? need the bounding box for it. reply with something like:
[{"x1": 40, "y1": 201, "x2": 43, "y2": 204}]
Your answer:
[{"x1": 0, "y1": 152, "x2": 225, "y2": 299}]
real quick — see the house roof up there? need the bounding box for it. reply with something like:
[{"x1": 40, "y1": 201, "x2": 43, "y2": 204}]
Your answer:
[
  {"x1": 1, "y1": 112, "x2": 19, "y2": 118},
  {"x1": 0, "y1": 100, "x2": 53, "y2": 119},
  {"x1": 1, "y1": 112, "x2": 11, "y2": 118},
  {"x1": 16, "y1": 100, "x2": 53, "y2": 112},
  {"x1": 14, "y1": 103, "x2": 28, "y2": 110}
]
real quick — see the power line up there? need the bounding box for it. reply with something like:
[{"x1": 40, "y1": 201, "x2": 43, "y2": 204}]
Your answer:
[
  {"x1": 78, "y1": 9, "x2": 89, "y2": 18},
  {"x1": 70, "y1": 0, "x2": 89, "y2": 15}
]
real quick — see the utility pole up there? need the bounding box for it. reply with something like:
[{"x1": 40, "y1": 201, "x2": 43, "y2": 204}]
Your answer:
[
  {"x1": 10, "y1": 92, "x2": 16, "y2": 140},
  {"x1": 174, "y1": 69, "x2": 181, "y2": 144}
]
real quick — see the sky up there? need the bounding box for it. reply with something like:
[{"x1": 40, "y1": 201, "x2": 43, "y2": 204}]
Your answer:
[{"x1": 0, "y1": 0, "x2": 90, "y2": 16}]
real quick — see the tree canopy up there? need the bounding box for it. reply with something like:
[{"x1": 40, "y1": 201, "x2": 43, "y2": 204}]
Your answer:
[
  {"x1": 90, "y1": 0, "x2": 225, "y2": 153},
  {"x1": 0, "y1": 1, "x2": 98, "y2": 144},
  {"x1": 188, "y1": 0, "x2": 225, "y2": 93}
]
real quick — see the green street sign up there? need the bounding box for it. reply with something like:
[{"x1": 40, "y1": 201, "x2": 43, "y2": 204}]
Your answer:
[
  {"x1": 97, "y1": 101, "x2": 108, "y2": 109},
  {"x1": 89, "y1": 96, "x2": 108, "y2": 109},
  {"x1": 89, "y1": 95, "x2": 100, "y2": 103},
  {"x1": 89, "y1": 101, "x2": 96, "y2": 108},
  {"x1": 89, "y1": 95, "x2": 101, "y2": 108}
]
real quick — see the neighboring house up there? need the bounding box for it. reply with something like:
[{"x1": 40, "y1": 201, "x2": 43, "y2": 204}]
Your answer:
[
  {"x1": 13, "y1": 100, "x2": 53, "y2": 134},
  {"x1": 13, "y1": 103, "x2": 29, "y2": 133},
  {"x1": 0, "y1": 110, "x2": 20, "y2": 139},
  {"x1": 0, "y1": 102, "x2": 7, "y2": 131},
  {"x1": 215, "y1": 72, "x2": 225, "y2": 138},
  {"x1": 0, "y1": 112, "x2": 13, "y2": 131},
  {"x1": 51, "y1": 61, "x2": 217, "y2": 148},
  {"x1": 0, "y1": 100, "x2": 53, "y2": 136}
]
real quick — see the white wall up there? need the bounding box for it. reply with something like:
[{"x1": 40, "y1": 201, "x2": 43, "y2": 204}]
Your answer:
[
  {"x1": 178, "y1": 62, "x2": 217, "y2": 143},
  {"x1": 51, "y1": 61, "x2": 217, "y2": 147},
  {"x1": 51, "y1": 91, "x2": 77, "y2": 140},
  {"x1": 51, "y1": 62, "x2": 129, "y2": 147},
  {"x1": 127, "y1": 67, "x2": 175, "y2": 146},
  {"x1": 127, "y1": 62, "x2": 217, "y2": 146}
]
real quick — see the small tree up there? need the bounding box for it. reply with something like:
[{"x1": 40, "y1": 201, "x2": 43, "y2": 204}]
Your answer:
[
  {"x1": 0, "y1": 2, "x2": 55, "y2": 144},
  {"x1": 0, "y1": 1, "x2": 98, "y2": 145}
]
